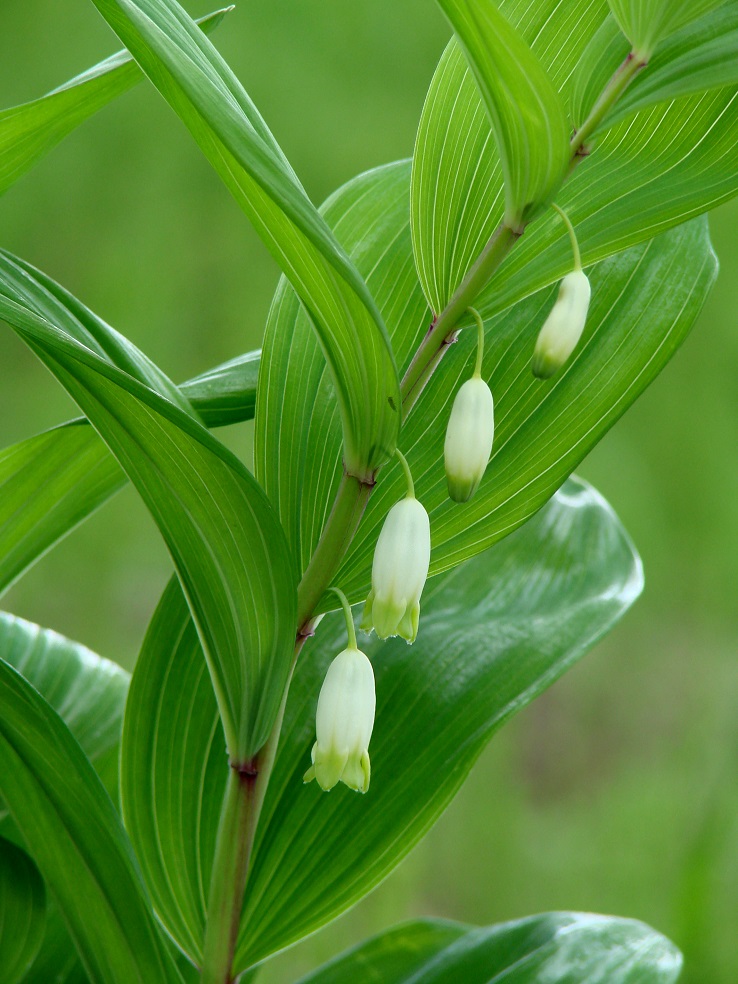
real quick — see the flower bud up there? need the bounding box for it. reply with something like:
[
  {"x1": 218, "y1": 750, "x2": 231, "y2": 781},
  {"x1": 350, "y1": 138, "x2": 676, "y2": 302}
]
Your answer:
[
  {"x1": 303, "y1": 646, "x2": 375, "y2": 793},
  {"x1": 444, "y1": 376, "x2": 494, "y2": 502},
  {"x1": 532, "y1": 269, "x2": 591, "y2": 379},
  {"x1": 360, "y1": 496, "x2": 430, "y2": 643}
]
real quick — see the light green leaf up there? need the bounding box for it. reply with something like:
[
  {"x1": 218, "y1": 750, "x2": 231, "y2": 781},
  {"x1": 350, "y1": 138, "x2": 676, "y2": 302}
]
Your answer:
[
  {"x1": 89, "y1": 0, "x2": 399, "y2": 478},
  {"x1": 0, "y1": 837, "x2": 46, "y2": 984},
  {"x1": 433, "y1": 0, "x2": 570, "y2": 228},
  {"x1": 0, "y1": 659, "x2": 181, "y2": 983},
  {"x1": 297, "y1": 914, "x2": 682, "y2": 984},
  {"x1": 0, "y1": 7, "x2": 232, "y2": 198},
  {"x1": 412, "y1": 1, "x2": 738, "y2": 321},
  {"x1": 608, "y1": 0, "x2": 727, "y2": 57},
  {"x1": 255, "y1": 160, "x2": 714, "y2": 606},
  {"x1": 119, "y1": 476, "x2": 643, "y2": 969},
  {"x1": 0, "y1": 293, "x2": 297, "y2": 761}
]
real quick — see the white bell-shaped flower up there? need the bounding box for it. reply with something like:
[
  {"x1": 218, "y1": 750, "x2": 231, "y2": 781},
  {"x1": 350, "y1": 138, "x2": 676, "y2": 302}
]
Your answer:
[
  {"x1": 361, "y1": 451, "x2": 430, "y2": 644},
  {"x1": 303, "y1": 645, "x2": 375, "y2": 793},
  {"x1": 444, "y1": 376, "x2": 495, "y2": 502},
  {"x1": 532, "y1": 269, "x2": 591, "y2": 379}
]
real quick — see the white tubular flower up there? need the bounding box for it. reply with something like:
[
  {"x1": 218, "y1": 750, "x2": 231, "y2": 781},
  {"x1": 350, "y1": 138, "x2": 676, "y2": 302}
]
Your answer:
[
  {"x1": 303, "y1": 645, "x2": 376, "y2": 793},
  {"x1": 531, "y1": 269, "x2": 591, "y2": 379},
  {"x1": 361, "y1": 451, "x2": 430, "y2": 644},
  {"x1": 444, "y1": 308, "x2": 494, "y2": 503}
]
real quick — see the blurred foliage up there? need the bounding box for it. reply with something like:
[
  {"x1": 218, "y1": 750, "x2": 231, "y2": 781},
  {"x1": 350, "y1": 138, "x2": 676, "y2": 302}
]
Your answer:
[{"x1": 0, "y1": 1, "x2": 736, "y2": 982}]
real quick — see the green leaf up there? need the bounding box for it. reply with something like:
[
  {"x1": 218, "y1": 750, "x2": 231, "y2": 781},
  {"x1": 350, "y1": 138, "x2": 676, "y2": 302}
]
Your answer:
[
  {"x1": 88, "y1": 0, "x2": 399, "y2": 478},
  {"x1": 0, "y1": 422, "x2": 125, "y2": 598},
  {"x1": 297, "y1": 914, "x2": 682, "y2": 984},
  {"x1": 411, "y1": 1, "x2": 738, "y2": 320},
  {"x1": 180, "y1": 349, "x2": 261, "y2": 427},
  {"x1": 608, "y1": 0, "x2": 726, "y2": 57},
  {"x1": 255, "y1": 160, "x2": 714, "y2": 605},
  {"x1": 0, "y1": 611, "x2": 129, "y2": 821},
  {"x1": 0, "y1": 7, "x2": 232, "y2": 198},
  {"x1": 120, "y1": 577, "x2": 226, "y2": 964},
  {"x1": 0, "y1": 837, "x2": 46, "y2": 984},
  {"x1": 432, "y1": 0, "x2": 570, "y2": 227},
  {"x1": 119, "y1": 475, "x2": 643, "y2": 969},
  {"x1": 0, "y1": 293, "x2": 297, "y2": 761},
  {"x1": 0, "y1": 659, "x2": 181, "y2": 983}
]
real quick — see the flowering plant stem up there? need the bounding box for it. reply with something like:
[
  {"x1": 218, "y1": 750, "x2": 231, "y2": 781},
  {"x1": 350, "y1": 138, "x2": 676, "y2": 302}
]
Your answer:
[{"x1": 198, "y1": 44, "x2": 647, "y2": 984}]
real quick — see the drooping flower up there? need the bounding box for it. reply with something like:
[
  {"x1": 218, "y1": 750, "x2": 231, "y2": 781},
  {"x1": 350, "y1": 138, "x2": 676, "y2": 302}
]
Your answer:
[
  {"x1": 360, "y1": 450, "x2": 430, "y2": 643},
  {"x1": 531, "y1": 269, "x2": 591, "y2": 379},
  {"x1": 444, "y1": 308, "x2": 494, "y2": 502},
  {"x1": 303, "y1": 645, "x2": 375, "y2": 793}
]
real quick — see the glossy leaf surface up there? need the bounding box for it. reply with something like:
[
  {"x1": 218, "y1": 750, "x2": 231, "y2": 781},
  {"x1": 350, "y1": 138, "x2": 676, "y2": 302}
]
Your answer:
[
  {"x1": 0, "y1": 837, "x2": 46, "y2": 984},
  {"x1": 298, "y1": 914, "x2": 682, "y2": 983},
  {"x1": 0, "y1": 611, "x2": 129, "y2": 818},
  {"x1": 256, "y1": 160, "x2": 714, "y2": 606},
  {"x1": 120, "y1": 476, "x2": 642, "y2": 968},
  {"x1": 0, "y1": 292, "x2": 297, "y2": 761},
  {"x1": 433, "y1": 0, "x2": 570, "y2": 226},
  {"x1": 89, "y1": 0, "x2": 399, "y2": 478},
  {"x1": 0, "y1": 8, "x2": 231, "y2": 198},
  {"x1": 0, "y1": 659, "x2": 181, "y2": 983}
]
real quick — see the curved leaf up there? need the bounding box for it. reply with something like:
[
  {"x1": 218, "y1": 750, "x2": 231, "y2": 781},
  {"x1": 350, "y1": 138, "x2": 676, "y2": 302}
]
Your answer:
[
  {"x1": 0, "y1": 659, "x2": 181, "y2": 983},
  {"x1": 255, "y1": 160, "x2": 714, "y2": 607},
  {"x1": 433, "y1": 0, "x2": 570, "y2": 227},
  {"x1": 608, "y1": 0, "x2": 726, "y2": 57},
  {"x1": 180, "y1": 349, "x2": 260, "y2": 427},
  {"x1": 297, "y1": 914, "x2": 682, "y2": 984},
  {"x1": 89, "y1": 0, "x2": 399, "y2": 478},
  {"x1": 0, "y1": 611, "x2": 129, "y2": 817},
  {"x1": 0, "y1": 837, "x2": 46, "y2": 984},
  {"x1": 119, "y1": 475, "x2": 643, "y2": 969},
  {"x1": 411, "y1": 1, "x2": 738, "y2": 321},
  {"x1": 0, "y1": 293, "x2": 297, "y2": 761},
  {"x1": 0, "y1": 8, "x2": 231, "y2": 198}
]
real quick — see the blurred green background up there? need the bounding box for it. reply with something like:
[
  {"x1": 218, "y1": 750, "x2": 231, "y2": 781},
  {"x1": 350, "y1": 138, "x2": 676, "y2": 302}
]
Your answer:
[{"x1": 1, "y1": 1, "x2": 737, "y2": 981}]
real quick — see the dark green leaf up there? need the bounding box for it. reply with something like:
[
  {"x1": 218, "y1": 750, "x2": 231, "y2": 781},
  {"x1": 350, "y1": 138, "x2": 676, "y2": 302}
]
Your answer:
[
  {"x1": 0, "y1": 659, "x2": 181, "y2": 983},
  {"x1": 88, "y1": 0, "x2": 399, "y2": 478},
  {"x1": 255, "y1": 160, "x2": 715, "y2": 605},
  {"x1": 0, "y1": 8, "x2": 232, "y2": 197},
  {"x1": 0, "y1": 611, "x2": 129, "y2": 819},
  {"x1": 1, "y1": 276, "x2": 295, "y2": 760},
  {"x1": 297, "y1": 914, "x2": 682, "y2": 983},
  {"x1": 0, "y1": 837, "x2": 46, "y2": 984},
  {"x1": 433, "y1": 0, "x2": 570, "y2": 226},
  {"x1": 180, "y1": 349, "x2": 260, "y2": 427},
  {"x1": 119, "y1": 475, "x2": 643, "y2": 969}
]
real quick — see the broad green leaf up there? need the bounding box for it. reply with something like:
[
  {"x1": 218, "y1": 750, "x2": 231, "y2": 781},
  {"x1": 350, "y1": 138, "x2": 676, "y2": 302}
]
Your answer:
[
  {"x1": 0, "y1": 294, "x2": 297, "y2": 761},
  {"x1": 89, "y1": 0, "x2": 399, "y2": 479},
  {"x1": 0, "y1": 837, "x2": 46, "y2": 984},
  {"x1": 0, "y1": 611, "x2": 129, "y2": 820},
  {"x1": 180, "y1": 349, "x2": 260, "y2": 427},
  {"x1": 297, "y1": 914, "x2": 682, "y2": 984},
  {"x1": 121, "y1": 577, "x2": 227, "y2": 964},
  {"x1": 608, "y1": 0, "x2": 726, "y2": 57},
  {"x1": 433, "y1": 0, "x2": 570, "y2": 227},
  {"x1": 21, "y1": 901, "x2": 87, "y2": 984},
  {"x1": 0, "y1": 659, "x2": 181, "y2": 983},
  {"x1": 0, "y1": 422, "x2": 124, "y2": 598},
  {"x1": 119, "y1": 476, "x2": 643, "y2": 969},
  {"x1": 0, "y1": 8, "x2": 232, "y2": 198},
  {"x1": 411, "y1": 1, "x2": 738, "y2": 320},
  {"x1": 255, "y1": 160, "x2": 714, "y2": 606}
]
